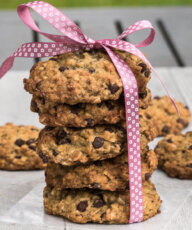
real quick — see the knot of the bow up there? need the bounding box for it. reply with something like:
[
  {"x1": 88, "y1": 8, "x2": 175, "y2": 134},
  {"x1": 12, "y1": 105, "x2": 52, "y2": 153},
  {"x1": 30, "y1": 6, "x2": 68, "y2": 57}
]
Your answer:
[{"x1": 84, "y1": 37, "x2": 96, "y2": 51}]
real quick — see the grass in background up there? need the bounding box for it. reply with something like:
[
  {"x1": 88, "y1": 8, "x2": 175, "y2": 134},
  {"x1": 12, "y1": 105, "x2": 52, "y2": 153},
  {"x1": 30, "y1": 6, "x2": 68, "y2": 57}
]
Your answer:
[{"x1": 0, "y1": 0, "x2": 192, "y2": 8}]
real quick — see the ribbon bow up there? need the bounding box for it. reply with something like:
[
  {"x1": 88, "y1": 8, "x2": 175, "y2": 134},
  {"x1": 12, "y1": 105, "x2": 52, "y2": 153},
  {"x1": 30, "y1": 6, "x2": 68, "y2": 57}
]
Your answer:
[{"x1": 0, "y1": 1, "x2": 178, "y2": 224}]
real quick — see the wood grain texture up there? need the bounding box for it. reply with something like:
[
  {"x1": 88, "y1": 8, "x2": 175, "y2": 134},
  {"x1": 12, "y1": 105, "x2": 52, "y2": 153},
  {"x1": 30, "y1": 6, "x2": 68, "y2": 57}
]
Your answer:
[{"x1": 0, "y1": 7, "x2": 192, "y2": 67}]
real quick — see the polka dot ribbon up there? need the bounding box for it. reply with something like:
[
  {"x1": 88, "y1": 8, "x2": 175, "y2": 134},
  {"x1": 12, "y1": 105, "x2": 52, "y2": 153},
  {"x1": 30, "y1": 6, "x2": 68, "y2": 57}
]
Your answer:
[{"x1": 0, "y1": 1, "x2": 178, "y2": 224}]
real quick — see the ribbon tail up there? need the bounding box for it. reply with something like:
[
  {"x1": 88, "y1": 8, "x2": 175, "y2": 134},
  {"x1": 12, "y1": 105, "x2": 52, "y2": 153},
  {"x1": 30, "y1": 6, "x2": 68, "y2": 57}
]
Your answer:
[
  {"x1": 0, "y1": 56, "x2": 14, "y2": 79},
  {"x1": 101, "y1": 44, "x2": 144, "y2": 223},
  {"x1": 151, "y1": 67, "x2": 180, "y2": 116}
]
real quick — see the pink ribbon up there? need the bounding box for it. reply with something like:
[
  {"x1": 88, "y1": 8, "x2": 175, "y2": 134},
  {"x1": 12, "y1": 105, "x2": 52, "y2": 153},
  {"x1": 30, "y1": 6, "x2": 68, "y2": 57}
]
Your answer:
[{"x1": 0, "y1": 1, "x2": 178, "y2": 223}]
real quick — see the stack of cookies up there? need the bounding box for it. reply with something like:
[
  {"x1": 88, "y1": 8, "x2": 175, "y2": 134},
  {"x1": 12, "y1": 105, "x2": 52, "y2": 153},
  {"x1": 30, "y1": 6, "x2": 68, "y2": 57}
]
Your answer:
[{"x1": 24, "y1": 50, "x2": 161, "y2": 224}]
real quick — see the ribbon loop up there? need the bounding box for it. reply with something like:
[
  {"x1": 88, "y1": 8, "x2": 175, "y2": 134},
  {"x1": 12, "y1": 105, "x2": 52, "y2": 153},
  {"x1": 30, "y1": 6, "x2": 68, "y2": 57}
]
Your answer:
[
  {"x1": 118, "y1": 20, "x2": 155, "y2": 48},
  {"x1": 17, "y1": 1, "x2": 87, "y2": 44}
]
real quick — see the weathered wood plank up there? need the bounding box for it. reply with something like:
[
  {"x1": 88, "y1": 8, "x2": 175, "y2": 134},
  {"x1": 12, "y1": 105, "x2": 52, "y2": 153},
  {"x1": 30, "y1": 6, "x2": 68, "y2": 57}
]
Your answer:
[
  {"x1": 0, "y1": 11, "x2": 34, "y2": 70},
  {"x1": 35, "y1": 7, "x2": 192, "y2": 67},
  {"x1": 1, "y1": 8, "x2": 192, "y2": 68}
]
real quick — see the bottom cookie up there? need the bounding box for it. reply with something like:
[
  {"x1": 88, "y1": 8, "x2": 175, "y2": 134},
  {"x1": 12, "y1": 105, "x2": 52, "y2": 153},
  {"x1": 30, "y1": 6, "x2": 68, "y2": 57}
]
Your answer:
[
  {"x1": 155, "y1": 132, "x2": 192, "y2": 179},
  {"x1": 44, "y1": 180, "x2": 161, "y2": 224}
]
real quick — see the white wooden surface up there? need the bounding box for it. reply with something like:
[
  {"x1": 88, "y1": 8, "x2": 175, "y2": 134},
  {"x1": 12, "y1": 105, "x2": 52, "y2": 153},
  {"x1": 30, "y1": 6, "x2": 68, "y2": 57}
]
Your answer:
[{"x1": 0, "y1": 68, "x2": 191, "y2": 230}]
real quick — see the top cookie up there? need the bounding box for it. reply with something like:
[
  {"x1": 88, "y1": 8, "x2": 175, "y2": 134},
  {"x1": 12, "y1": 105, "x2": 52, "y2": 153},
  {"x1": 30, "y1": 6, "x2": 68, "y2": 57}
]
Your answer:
[
  {"x1": 155, "y1": 132, "x2": 192, "y2": 179},
  {"x1": 24, "y1": 49, "x2": 151, "y2": 105},
  {"x1": 140, "y1": 96, "x2": 191, "y2": 136},
  {"x1": 0, "y1": 123, "x2": 45, "y2": 170}
]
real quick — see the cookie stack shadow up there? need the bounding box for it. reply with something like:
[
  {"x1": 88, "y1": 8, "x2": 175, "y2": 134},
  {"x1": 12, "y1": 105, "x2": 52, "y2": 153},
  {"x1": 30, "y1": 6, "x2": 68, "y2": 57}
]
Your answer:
[{"x1": 24, "y1": 50, "x2": 161, "y2": 224}]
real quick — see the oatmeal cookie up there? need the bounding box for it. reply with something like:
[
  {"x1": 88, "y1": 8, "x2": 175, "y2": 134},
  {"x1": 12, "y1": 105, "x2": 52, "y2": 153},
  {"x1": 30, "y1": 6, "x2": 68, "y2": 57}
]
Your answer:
[
  {"x1": 31, "y1": 89, "x2": 151, "y2": 127},
  {"x1": 43, "y1": 180, "x2": 161, "y2": 224},
  {"x1": 155, "y1": 132, "x2": 192, "y2": 179},
  {"x1": 37, "y1": 120, "x2": 157, "y2": 166},
  {"x1": 0, "y1": 123, "x2": 45, "y2": 170},
  {"x1": 141, "y1": 96, "x2": 191, "y2": 136},
  {"x1": 24, "y1": 49, "x2": 151, "y2": 105},
  {"x1": 45, "y1": 149, "x2": 158, "y2": 191}
]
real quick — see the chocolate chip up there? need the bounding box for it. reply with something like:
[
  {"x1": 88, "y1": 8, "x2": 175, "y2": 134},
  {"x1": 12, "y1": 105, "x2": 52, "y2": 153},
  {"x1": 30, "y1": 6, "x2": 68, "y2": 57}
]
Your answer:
[
  {"x1": 59, "y1": 66, "x2": 69, "y2": 72},
  {"x1": 188, "y1": 145, "x2": 192, "y2": 150},
  {"x1": 97, "y1": 102, "x2": 103, "y2": 108},
  {"x1": 145, "y1": 173, "x2": 151, "y2": 180},
  {"x1": 94, "y1": 161, "x2": 102, "y2": 166},
  {"x1": 52, "y1": 150, "x2": 58, "y2": 156},
  {"x1": 36, "y1": 80, "x2": 43, "y2": 89},
  {"x1": 15, "y1": 139, "x2": 25, "y2": 147},
  {"x1": 139, "y1": 90, "x2": 147, "y2": 99},
  {"x1": 93, "y1": 199, "x2": 105, "y2": 208},
  {"x1": 85, "y1": 118, "x2": 94, "y2": 127},
  {"x1": 29, "y1": 145, "x2": 36, "y2": 151},
  {"x1": 57, "y1": 130, "x2": 67, "y2": 140},
  {"x1": 100, "y1": 213, "x2": 106, "y2": 219},
  {"x1": 138, "y1": 63, "x2": 147, "y2": 73},
  {"x1": 177, "y1": 118, "x2": 187, "y2": 127},
  {"x1": 38, "y1": 151, "x2": 49, "y2": 163},
  {"x1": 167, "y1": 138, "x2": 173, "y2": 143},
  {"x1": 92, "y1": 137, "x2": 104, "y2": 148},
  {"x1": 26, "y1": 138, "x2": 36, "y2": 145},
  {"x1": 56, "y1": 129, "x2": 71, "y2": 145},
  {"x1": 154, "y1": 96, "x2": 160, "y2": 100},
  {"x1": 70, "y1": 107, "x2": 78, "y2": 115},
  {"x1": 88, "y1": 68, "x2": 95, "y2": 73},
  {"x1": 146, "y1": 114, "x2": 152, "y2": 119},
  {"x1": 44, "y1": 126, "x2": 55, "y2": 131},
  {"x1": 15, "y1": 155, "x2": 22, "y2": 159},
  {"x1": 40, "y1": 97, "x2": 45, "y2": 105},
  {"x1": 162, "y1": 126, "x2": 170, "y2": 134},
  {"x1": 185, "y1": 105, "x2": 189, "y2": 110},
  {"x1": 108, "y1": 84, "x2": 119, "y2": 94},
  {"x1": 105, "y1": 101, "x2": 114, "y2": 110},
  {"x1": 31, "y1": 100, "x2": 39, "y2": 113},
  {"x1": 182, "y1": 150, "x2": 186, "y2": 154},
  {"x1": 77, "y1": 201, "x2": 88, "y2": 212},
  {"x1": 91, "y1": 183, "x2": 100, "y2": 189},
  {"x1": 58, "y1": 138, "x2": 71, "y2": 145},
  {"x1": 144, "y1": 68, "x2": 150, "y2": 77},
  {"x1": 186, "y1": 163, "x2": 192, "y2": 168},
  {"x1": 105, "y1": 127, "x2": 113, "y2": 133}
]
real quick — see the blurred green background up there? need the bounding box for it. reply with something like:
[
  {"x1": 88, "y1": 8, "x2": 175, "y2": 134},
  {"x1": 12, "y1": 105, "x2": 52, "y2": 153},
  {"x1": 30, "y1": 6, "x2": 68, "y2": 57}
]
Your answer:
[{"x1": 1, "y1": 0, "x2": 192, "y2": 8}]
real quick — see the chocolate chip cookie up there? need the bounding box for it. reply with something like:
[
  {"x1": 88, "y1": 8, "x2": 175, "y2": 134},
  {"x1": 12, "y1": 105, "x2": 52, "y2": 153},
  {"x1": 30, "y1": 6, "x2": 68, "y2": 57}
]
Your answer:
[
  {"x1": 37, "y1": 119, "x2": 157, "y2": 166},
  {"x1": 155, "y1": 132, "x2": 192, "y2": 179},
  {"x1": 43, "y1": 180, "x2": 161, "y2": 224},
  {"x1": 45, "y1": 148, "x2": 157, "y2": 191},
  {"x1": 31, "y1": 88, "x2": 151, "y2": 128},
  {"x1": 0, "y1": 123, "x2": 45, "y2": 170},
  {"x1": 141, "y1": 96, "x2": 191, "y2": 136},
  {"x1": 24, "y1": 49, "x2": 151, "y2": 105}
]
